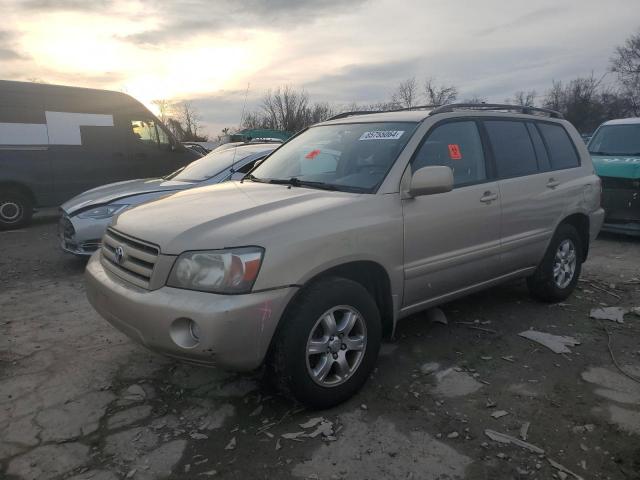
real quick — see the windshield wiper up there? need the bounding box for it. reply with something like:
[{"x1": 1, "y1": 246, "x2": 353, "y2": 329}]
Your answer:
[{"x1": 266, "y1": 177, "x2": 340, "y2": 191}]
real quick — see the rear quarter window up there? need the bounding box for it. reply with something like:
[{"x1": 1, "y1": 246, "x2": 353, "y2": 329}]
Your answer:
[
  {"x1": 484, "y1": 120, "x2": 538, "y2": 178},
  {"x1": 537, "y1": 123, "x2": 580, "y2": 170}
]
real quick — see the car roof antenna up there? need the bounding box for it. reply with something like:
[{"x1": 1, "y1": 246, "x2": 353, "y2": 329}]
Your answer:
[{"x1": 232, "y1": 82, "x2": 251, "y2": 175}]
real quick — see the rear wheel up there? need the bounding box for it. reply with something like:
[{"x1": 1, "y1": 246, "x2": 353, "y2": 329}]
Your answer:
[
  {"x1": 527, "y1": 224, "x2": 582, "y2": 302},
  {"x1": 269, "y1": 276, "x2": 381, "y2": 409},
  {"x1": 0, "y1": 188, "x2": 33, "y2": 230}
]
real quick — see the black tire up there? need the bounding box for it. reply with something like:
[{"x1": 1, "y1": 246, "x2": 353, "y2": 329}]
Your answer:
[
  {"x1": 0, "y1": 188, "x2": 33, "y2": 230},
  {"x1": 527, "y1": 224, "x2": 583, "y2": 302},
  {"x1": 269, "y1": 276, "x2": 381, "y2": 409}
]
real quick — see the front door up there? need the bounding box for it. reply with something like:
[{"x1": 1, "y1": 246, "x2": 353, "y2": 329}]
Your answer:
[{"x1": 402, "y1": 120, "x2": 502, "y2": 308}]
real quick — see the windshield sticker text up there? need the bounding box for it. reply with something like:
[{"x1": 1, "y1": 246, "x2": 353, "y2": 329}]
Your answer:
[
  {"x1": 305, "y1": 149, "x2": 321, "y2": 159},
  {"x1": 359, "y1": 130, "x2": 404, "y2": 141},
  {"x1": 448, "y1": 144, "x2": 462, "y2": 160}
]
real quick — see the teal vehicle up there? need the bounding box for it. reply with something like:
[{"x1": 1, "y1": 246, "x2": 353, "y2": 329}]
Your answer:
[{"x1": 588, "y1": 118, "x2": 640, "y2": 236}]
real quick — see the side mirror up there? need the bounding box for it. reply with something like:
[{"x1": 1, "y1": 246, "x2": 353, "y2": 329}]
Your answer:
[{"x1": 408, "y1": 166, "x2": 453, "y2": 197}]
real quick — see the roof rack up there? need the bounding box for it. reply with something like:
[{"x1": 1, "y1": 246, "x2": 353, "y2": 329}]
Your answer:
[
  {"x1": 326, "y1": 110, "x2": 382, "y2": 121},
  {"x1": 326, "y1": 105, "x2": 438, "y2": 121},
  {"x1": 428, "y1": 103, "x2": 564, "y2": 119}
]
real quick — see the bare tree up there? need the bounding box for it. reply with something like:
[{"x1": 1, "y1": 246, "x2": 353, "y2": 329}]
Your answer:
[
  {"x1": 540, "y1": 74, "x2": 626, "y2": 132},
  {"x1": 611, "y1": 29, "x2": 640, "y2": 115},
  {"x1": 154, "y1": 100, "x2": 207, "y2": 141},
  {"x1": 176, "y1": 101, "x2": 205, "y2": 141},
  {"x1": 462, "y1": 95, "x2": 487, "y2": 104},
  {"x1": 424, "y1": 78, "x2": 458, "y2": 105},
  {"x1": 242, "y1": 86, "x2": 336, "y2": 133},
  {"x1": 261, "y1": 86, "x2": 310, "y2": 132},
  {"x1": 391, "y1": 77, "x2": 419, "y2": 108},
  {"x1": 507, "y1": 90, "x2": 537, "y2": 107},
  {"x1": 151, "y1": 99, "x2": 173, "y2": 124}
]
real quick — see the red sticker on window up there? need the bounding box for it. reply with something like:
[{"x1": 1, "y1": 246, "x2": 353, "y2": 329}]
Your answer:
[
  {"x1": 305, "y1": 149, "x2": 321, "y2": 159},
  {"x1": 448, "y1": 144, "x2": 462, "y2": 160}
]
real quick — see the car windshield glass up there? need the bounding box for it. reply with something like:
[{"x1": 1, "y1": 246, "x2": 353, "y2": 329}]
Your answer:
[
  {"x1": 168, "y1": 146, "x2": 272, "y2": 182},
  {"x1": 250, "y1": 122, "x2": 418, "y2": 193},
  {"x1": 588, "y1": 124, "x2": 640, "y2": 156}
]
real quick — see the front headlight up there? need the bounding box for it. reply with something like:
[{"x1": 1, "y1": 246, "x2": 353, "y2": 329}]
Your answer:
[
  {"x1": 167, "y1": 247, "x2": 264, "y2": 294},
  {"x1": 77, "y1": 204, "x2": 129, "y2": 219}
]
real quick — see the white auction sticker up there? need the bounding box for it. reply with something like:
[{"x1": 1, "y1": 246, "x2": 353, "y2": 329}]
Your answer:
[{"x1": 359, "y1": 130, "x2": 404, "y2": 141}]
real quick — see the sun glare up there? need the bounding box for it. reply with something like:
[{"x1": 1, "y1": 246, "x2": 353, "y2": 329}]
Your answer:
[{"x1": 18, "y1": 12, "x2": 279, "y2": 108}]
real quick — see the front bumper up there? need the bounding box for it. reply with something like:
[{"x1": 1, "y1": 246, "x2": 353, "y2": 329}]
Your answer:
[
  {"x1": 85, "y1": 252, "x2": 296, "y2": 370},
  {"x1": 59, "y1": 213, "x2": 110, "y2": 256},
  {"x1": 600, "y1": 177, "x2": 639, "y2": 236},
  {"x1": 589, "y1": 207, "x2": 606, "y2": 241}
]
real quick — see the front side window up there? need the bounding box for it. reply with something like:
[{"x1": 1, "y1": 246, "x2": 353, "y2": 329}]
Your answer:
[
  {"x1": 131, "y1": 120, "x2": 158, "y2": 146},
  {"x1": 485, "y1": 120, "x2": 538, "y2": 178},
  {"x1": 588, "y1": 124, "x2": 640, "y2": 156},
  {"x1": 412, "y1": 121, "x2": 486, "y2": 186},
  {"x1": 250, "y1": 122, "x2": 418, "y2": 192},
  {"x1": 537, "y1": 123, "x2": 579, "y2": 170}
]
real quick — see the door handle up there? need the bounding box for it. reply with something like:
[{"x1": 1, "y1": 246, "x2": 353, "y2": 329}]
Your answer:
[
  {"x1": 480, "y1": 191, "x2": 498, "y2": 203},
  {"x1": 546, "y1": 178, "x2": 560, "y2": 189}
]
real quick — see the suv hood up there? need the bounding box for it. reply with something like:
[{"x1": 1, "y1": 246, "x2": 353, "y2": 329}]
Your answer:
[
  {"x1": 591, "y1": 155, "x2": 640, "y2": 179},
  {"x1": 62, "y1": 178, "x2": 195, "y2": 215},
  {"x1": 111, "y1": 181, "x2": 363, "y2": 254}
]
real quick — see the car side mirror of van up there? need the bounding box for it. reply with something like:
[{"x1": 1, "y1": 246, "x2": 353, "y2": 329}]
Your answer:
[{"x1": 408, "y1": 165, "x2": 454, "y2": 197}]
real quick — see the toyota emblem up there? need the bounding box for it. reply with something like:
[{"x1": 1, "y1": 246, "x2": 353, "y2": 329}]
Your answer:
[{"x1": 114, "y1": 245, "x2": 125, "y2": 264}]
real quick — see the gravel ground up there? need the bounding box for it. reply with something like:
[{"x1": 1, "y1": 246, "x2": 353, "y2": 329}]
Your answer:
[{"x1": 1, "y1": 212, "x2": 639, "y2": 480}]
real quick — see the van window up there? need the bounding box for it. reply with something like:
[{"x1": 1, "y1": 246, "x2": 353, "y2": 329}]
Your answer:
[
  {"x1": 156, "y1": 124, "x2": 171, "y2": 147},
  {"x1": 538, "y1": 123, "x2": 580, "y2": 169},
  {"x1": 485, "y1": 120, "x2": 538, "y2": 178},
  {"x1": 413, "y1": 121, "x2": 486, "y2": 186},
  {"x1": 131, "y1": 120, "x2": 158, "y2": 146}
]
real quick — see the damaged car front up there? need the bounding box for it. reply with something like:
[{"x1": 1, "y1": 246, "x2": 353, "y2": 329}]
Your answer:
[{"x1": 588, "y1": 118, "x2": 640, "y2": 236}]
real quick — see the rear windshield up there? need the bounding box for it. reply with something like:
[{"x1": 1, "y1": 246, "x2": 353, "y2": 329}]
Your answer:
[
  {"x1": 168, "y1": 145, "x2": 271, "y2": 182},
  {"x1": 250, "y1": 122, "x2": 418, "y2": 192},
  {"x1": 588, "y1": 124, "x2": 640, "y2": 156}
]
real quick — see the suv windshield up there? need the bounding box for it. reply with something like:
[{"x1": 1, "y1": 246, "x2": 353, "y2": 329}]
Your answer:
[
  {"x1": 250, "y1": 122, "x2": 418, "y2": 192},
  {"x1": 167, "y1": 145, "x2": 271, "y2": 182},
  {"x1": 588, "y1": 124, "x2": 640, "y2": 156}
]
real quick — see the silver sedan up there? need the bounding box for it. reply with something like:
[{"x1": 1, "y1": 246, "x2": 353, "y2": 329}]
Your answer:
[{"x1": 59, "y1": 143, "x2": 277, "y2": 256}]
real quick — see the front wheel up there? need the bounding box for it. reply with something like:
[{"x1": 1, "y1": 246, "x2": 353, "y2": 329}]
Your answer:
[
  {"x1": 269, "y1": 276, "x2": 381, "y2": 409},
  {"x1": 527, "y1": 224, "x2": 582, "y2": 302},
  {"x1": 0, "y1": 189, "x2": 33, "y2": 230}
]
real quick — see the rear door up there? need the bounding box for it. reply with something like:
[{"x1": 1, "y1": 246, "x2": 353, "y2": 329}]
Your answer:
[
  {"x1": 402, "y1": 120, "x2": 502, "y2": 307},
  {"x1": 483, "y1": 119, "x2": 575, "y2": 273}
]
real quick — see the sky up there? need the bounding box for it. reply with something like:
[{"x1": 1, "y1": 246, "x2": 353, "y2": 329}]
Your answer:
[{"x1": 2, "y1": 0, "x2": 639, "y2": 137}]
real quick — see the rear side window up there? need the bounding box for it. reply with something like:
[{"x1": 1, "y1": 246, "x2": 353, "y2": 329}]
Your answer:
[
  {"x1": 413, "y1": 121, "x2": 486, "y2": 186},
  {"x1": 484, "y1": 120, "x2": 538, "y2": 178},
  {"x1": 537, "y1": 123, "x2": 580, "y2": 169},
  {"x1": 526, "y1": 123, "x2": 551, "y2": 171}
]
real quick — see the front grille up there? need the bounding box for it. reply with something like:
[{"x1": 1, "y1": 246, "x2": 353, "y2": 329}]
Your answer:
[{"x1": 101, "y1": 228, "x2": 159, "y2": 289}]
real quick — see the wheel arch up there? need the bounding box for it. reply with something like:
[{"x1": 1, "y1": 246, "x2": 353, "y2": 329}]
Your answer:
[
  {"x1": 0, "y1": 181, "x2": 36, "y2": 205},
  {"x1": 266, "y1": 260, "x2": 395, "y2": 360},
  {"x1": 558, "y1": 213, "x2": 590, "y2": 261}
]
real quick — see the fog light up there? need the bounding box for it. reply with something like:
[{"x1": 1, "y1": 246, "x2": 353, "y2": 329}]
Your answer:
[
  {"x1": 169, "y1": 317, "x2": 200, "y2": 349},
  {"x1": 189, "y1": 319, "x2": 201, "y2": 340}
]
